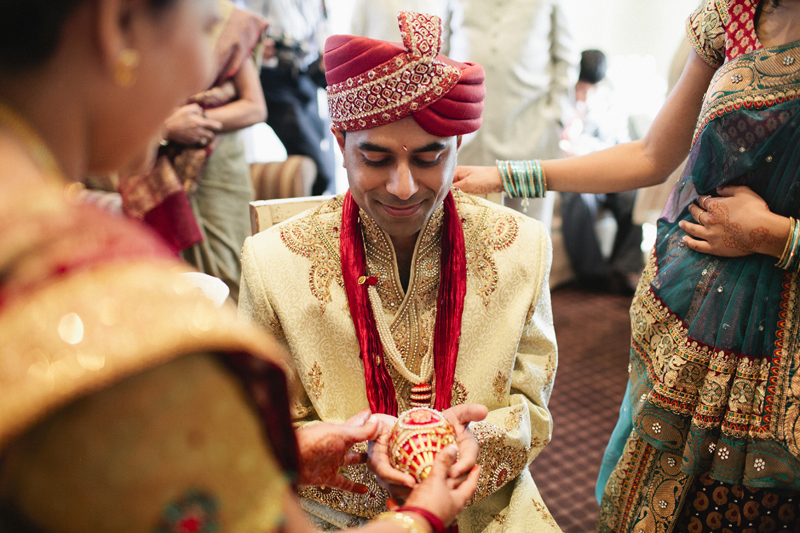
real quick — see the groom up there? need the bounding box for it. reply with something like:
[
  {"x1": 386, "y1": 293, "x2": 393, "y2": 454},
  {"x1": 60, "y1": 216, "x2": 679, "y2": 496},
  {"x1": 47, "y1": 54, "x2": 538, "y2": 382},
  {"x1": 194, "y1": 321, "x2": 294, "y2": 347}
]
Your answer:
[{"x1": 240, "y1": 11, "x2": 560, "y2": 532}]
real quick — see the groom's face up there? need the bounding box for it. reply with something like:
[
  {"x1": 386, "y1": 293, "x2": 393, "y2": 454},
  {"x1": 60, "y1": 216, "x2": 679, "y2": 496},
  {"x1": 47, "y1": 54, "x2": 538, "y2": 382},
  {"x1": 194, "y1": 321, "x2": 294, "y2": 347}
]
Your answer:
[{"x1": 334, "y1": 116, "x2": 461, "y2": 239}]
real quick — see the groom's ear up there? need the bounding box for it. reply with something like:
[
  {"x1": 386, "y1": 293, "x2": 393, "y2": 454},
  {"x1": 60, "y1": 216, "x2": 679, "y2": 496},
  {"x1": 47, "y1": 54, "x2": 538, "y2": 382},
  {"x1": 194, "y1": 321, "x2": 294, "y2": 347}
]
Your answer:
[{"x1": 456, "y1": 135, "x2": 463, "y2": 150}]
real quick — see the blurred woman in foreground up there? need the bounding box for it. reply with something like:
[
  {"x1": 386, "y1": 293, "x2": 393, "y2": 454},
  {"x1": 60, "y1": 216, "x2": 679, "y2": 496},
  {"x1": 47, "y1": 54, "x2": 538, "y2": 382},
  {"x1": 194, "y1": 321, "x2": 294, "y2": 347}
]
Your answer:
[{"x1": 0, "y1": 0, "x2": 480, "y2": 530}]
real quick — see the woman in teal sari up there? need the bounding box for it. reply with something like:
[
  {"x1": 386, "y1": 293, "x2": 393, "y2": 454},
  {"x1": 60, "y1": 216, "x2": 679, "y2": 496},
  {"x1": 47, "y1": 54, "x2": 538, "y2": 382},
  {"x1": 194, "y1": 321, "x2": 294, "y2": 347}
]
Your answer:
[{"x1": 453, "y1": 1, "x2": 800, "y2": 531}]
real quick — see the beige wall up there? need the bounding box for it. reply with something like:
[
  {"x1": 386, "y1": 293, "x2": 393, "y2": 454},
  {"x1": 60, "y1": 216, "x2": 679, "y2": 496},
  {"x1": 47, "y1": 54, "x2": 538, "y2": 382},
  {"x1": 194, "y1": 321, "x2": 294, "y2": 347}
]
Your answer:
[
  {"x1": 564, "y1": 0, "x2": 699, "y2": 79},
  {"x1": 331, "y1": 0, "x2": 700, "y2": 80}
]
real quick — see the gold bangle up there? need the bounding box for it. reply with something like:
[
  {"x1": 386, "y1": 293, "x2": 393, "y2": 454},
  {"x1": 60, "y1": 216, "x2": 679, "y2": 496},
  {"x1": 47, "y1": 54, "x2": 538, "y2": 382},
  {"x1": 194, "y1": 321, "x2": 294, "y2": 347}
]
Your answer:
[
  {"x1": 540, "y1": 160, "x2": 548, "y2": 194},
  {"x1": 374, "y1": 512, "x2": 430, "y2": 533},
  {"x1": 776, "y1": 217, "x2": 796, "y2": 269}
]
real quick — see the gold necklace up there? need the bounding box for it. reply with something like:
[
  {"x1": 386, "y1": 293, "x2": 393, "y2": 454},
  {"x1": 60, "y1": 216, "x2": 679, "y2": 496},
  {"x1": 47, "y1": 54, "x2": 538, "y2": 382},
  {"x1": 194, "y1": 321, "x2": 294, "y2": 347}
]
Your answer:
[{"x1": 0, "y1": 101, "x2": 64, "y2": 179}]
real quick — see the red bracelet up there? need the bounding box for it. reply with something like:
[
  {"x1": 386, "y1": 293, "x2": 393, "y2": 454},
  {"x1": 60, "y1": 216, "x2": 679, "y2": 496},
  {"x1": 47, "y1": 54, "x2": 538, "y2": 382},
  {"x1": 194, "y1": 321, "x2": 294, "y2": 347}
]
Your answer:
[{"x1": 397, "y1": 506, "x2": 445, "y2": 533}]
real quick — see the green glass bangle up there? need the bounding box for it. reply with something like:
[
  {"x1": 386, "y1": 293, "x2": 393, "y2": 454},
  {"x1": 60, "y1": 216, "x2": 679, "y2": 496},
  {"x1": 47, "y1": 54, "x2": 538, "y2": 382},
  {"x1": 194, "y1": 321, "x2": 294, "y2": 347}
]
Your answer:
[
  {"x1": 786, "y1": 218, "x2": 799, "y2": 269},
  {"x1": 533, "y1": 160, "x2": 546, "y2": 198},
  {"x1": 496, "y1": 159, "x2": 548, "y2": 199},
  {"x1": 789, "y1": 218, "x2": 800, "y2": 271},
  {"x1": 497, "y1": 160, "x2": 513, "y2": 197},
  {"x1": 524, "y1": 161, "x2": 535, "y2": 198},
  {"x1": 506, "y1": 161, "x2": 519, "y2": 197}
]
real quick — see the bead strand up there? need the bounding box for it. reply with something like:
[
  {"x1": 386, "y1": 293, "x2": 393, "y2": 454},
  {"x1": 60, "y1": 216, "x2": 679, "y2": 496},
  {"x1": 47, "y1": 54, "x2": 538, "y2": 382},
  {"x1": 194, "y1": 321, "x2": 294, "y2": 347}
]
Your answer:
[{"x1": 367, "y1": 285, "x2": 434, "y2": 385}]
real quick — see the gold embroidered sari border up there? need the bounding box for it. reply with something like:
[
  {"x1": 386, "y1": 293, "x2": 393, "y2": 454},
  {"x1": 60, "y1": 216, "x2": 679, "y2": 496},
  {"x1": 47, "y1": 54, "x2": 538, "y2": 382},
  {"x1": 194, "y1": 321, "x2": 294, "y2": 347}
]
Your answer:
[
  {"x1": 692, "y1": 42, "x2": 800, "y2": 148},
  {"x1": 631, "y1": 257, "x2": 796, "y2": 441}
]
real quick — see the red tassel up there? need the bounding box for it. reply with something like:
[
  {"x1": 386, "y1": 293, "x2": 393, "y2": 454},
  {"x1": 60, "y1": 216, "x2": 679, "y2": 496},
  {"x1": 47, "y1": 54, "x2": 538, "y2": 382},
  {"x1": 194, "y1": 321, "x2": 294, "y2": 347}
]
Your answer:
[
  {"x1": 340, "y1": 192, "x2": 398, "y2": 415},
  {"x1": 433, "y1": 192, "x2": 466, "y2": 410},
  {"x1": 340, "y1": 191, "x2": 466, "y2": 415}
]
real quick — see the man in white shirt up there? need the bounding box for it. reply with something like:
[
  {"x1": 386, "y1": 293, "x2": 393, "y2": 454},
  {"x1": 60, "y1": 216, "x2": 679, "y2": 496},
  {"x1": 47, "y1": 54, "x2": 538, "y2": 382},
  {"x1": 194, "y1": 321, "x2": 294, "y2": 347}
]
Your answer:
[
  {"x1": 242, "y1": 0, "x2": 334, "y2": 195},
  {"x1": 445, "y1": 0, "x2": 578, "y2": 229},
  {"x1": 348, "y1": 0, "x2": 449, "y2": 41}
]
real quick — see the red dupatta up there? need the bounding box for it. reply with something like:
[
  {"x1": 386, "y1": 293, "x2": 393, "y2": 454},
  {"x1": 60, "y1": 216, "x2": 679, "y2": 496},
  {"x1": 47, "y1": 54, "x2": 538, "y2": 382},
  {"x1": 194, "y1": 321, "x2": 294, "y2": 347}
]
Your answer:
[
  {"x1": 339, "y1": 191, "x2": 467, "y2": 415},
  {"x1": 118, "y1": 2, "x2": 268, "y2": 253}
]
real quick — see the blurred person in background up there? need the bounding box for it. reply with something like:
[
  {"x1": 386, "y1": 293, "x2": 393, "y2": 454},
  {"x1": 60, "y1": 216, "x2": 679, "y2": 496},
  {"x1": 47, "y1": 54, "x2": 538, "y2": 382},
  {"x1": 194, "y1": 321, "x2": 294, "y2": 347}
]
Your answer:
[
  {"x1": 0, "y1": 0, "x2": 482, "y2": 530},
  {"x1": 445, "y1": 0, "x2": 578, "y2": 230},
  {"x1": 348, "y1": 0, "x2": 448, "y2": 41},
  {"x1": 243, "y1": 0, "x2": 335, "y2": 195},
  {"x1": 560, "y1": 49, "x2": 643, "y2": 294},
  {"x1": 120, "y1": 0, "x2": 268, "y2": 303}
]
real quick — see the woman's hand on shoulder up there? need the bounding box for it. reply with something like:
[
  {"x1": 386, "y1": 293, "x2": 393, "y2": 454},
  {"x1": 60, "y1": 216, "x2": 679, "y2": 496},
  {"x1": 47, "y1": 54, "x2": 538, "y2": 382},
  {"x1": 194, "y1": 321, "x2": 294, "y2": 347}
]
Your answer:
[
  {"x1": 452, "y1": 166, "x2": 504, "y2": 194},
  {"x1": 680, "y1": 185, "x2": 790, "y2": 258}
]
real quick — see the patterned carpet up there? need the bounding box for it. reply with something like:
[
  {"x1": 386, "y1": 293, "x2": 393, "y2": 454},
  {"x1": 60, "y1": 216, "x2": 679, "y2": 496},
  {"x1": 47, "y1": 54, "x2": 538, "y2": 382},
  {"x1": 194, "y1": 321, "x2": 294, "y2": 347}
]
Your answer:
[{"x1": 530, "y1": 286, "x2": 634, "y2": 533}]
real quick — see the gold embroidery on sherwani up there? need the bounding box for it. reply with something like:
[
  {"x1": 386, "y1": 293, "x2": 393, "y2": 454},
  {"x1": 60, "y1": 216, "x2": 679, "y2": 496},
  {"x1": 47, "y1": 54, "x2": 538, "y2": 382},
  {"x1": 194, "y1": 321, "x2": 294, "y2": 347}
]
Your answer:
[
  {"x1": 451, "y1": 380, "x2": 468, "y2": 405},
  {"x1": 297, "y1": 441, "x2": 391, "y2": 519},
  {"x1": 279, "y1": 196, "x2": 344, "y2": 315},
  {"x1": 531, "y1": 499, "x2": 560, "y2": 529},
  {"x1": 461, "y1": 196, "x2": 520, "y2": 308},
  {"x1": 298, "y1": 464, "x2": 390, "y2": 519},
  {"x1": 493, "y1": 371, "x2": 509, "y2": 403},
  {"x1": 504, "y1": 407, "x2": 525, "y2": 432},
  {"x1": 468, "y1": 423, "x2": 531, "y2": 504},
  {"x1": 307, "y1": 361, "x2": 324, "y2": 400}
]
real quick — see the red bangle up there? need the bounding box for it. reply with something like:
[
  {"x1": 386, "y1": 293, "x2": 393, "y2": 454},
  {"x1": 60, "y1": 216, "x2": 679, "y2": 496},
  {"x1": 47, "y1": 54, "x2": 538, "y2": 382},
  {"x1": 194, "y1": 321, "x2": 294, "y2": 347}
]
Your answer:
[{"x1": 397, "y1": 506, "x2": 445, "y2": 533}]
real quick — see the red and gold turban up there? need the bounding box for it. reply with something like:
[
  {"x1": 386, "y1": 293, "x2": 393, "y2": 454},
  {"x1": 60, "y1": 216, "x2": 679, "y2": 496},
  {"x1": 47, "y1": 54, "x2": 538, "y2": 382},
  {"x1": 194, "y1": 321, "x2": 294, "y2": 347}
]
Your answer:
[{"x1": 324, "y1": 11, "x2": 485, "y2": 137}]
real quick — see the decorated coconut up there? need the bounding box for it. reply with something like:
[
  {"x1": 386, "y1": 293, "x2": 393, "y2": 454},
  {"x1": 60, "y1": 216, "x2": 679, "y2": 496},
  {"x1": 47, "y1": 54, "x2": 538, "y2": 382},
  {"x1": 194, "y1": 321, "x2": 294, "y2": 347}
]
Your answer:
[{"x1": 388, "y1": 407, "x2": 456, "y2": 482}]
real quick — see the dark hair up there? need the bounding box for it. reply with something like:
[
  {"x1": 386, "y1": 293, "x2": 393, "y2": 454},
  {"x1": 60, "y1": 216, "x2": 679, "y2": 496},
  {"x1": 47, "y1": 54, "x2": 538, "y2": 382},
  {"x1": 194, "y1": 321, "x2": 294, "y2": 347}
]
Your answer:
[
  {"x1": 755, "y1": 0, "x2": 781, "y2": 28},
  {"x1": 579, "y1": 49, "x2": 607, "y2": 85},
  {"x1": 0, "y1": 0, "x2": 176, "y2": 72}
]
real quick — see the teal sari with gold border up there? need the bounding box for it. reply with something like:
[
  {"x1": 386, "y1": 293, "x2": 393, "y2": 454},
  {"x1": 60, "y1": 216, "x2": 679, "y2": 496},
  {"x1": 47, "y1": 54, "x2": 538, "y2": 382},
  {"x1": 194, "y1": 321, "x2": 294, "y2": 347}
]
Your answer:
[{"x1": 597, "y1": 2, "x2": 800, "y2": 531}]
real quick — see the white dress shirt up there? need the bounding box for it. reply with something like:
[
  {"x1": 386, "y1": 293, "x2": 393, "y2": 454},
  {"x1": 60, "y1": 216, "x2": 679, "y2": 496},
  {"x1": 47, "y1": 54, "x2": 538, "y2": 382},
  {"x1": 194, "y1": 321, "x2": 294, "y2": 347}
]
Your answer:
[
  {"x1": 348, "y1": 0, "x2": 449, "y2": 41},
  {"x1": 444, "y1": 0, "x2": 578, "y2": 228},
  {"x1": 445, "y1": 0, "x2": 578, "y2": 164}
]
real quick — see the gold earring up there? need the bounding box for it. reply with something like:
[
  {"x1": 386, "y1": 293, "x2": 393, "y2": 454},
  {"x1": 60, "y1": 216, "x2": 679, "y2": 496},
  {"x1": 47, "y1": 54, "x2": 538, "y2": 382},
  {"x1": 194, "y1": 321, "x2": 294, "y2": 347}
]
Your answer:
[{"x1": 114, "y1": 49, "x2": 141, "y2": 88}]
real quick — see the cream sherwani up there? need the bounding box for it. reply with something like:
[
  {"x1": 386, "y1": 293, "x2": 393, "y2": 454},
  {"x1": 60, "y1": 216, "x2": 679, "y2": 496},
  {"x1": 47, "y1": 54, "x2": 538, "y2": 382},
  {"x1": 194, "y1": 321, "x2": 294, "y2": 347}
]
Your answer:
[{"x1": 239, "y1": 191, "x2": 561, "y2": 532}]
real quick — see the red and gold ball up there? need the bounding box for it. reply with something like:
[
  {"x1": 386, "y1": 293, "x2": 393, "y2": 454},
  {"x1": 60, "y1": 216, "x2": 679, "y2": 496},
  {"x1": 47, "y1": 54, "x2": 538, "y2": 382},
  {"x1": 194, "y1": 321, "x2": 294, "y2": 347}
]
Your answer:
[{"x1": 388, "y1": 407, "x2": 456, "y2": 482}]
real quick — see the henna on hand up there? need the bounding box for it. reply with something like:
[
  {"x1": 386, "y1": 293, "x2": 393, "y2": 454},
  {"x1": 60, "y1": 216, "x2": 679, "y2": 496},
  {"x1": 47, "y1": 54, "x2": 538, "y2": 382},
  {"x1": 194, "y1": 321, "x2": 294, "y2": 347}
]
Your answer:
[
  {"x1": 295, "y1": 410, "x2": 381, "y2": 493},
  {"x1": 681, "y1": 187, "x2": 789, "y2": 258},
  {"x1": 706, "y1": 201, "x2": 781, "y2": 253}
]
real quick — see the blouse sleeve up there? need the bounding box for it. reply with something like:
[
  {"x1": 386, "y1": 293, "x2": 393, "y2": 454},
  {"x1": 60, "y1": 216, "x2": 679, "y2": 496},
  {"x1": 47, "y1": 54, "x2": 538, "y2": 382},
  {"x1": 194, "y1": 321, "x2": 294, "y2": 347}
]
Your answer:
[{"x1": 686, "y1": 0, "x2": 726, "y2": 69}]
